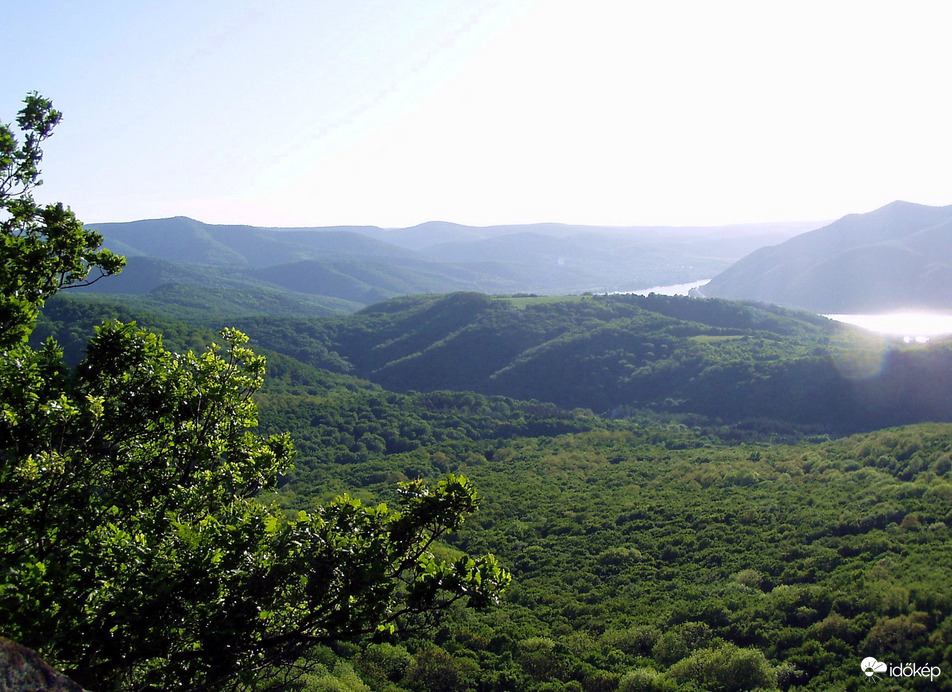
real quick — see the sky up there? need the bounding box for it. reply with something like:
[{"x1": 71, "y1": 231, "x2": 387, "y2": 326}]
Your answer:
[{"x1": 4, "y1": 0, "x2": 952, "y2": 229}]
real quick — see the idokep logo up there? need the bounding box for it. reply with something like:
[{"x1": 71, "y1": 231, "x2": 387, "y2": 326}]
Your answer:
[
  {"x1": 861, "y1": 657, "x2": 887, "y2": 680},
  {"x1": 861, "y1": 656, "x2": 942, "y2": 682}
]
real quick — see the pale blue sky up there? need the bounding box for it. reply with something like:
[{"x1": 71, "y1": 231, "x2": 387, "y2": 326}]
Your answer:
[{"x1": 4, "y1": 0, "x2": 951, "y2": 228}]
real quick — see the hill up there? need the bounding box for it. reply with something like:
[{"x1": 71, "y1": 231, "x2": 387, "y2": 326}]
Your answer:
[
  {"x1": 86, "y1": 216, "x2": 405, "y2": 265},
  {"x1": 78, "y1": 217, "x2": 819, "y2": 312},
  {"x1": 216, "y1": 291, "x2": 952, "y2": 436},
  {"x1": 47, "y1": 288, "x2": 952, "y2": 435},
  {"x1": 70, "y1": 256, "x2": 361, "y2": 318},
  {"x1": 701, "y1": 201, "x2": 952, "y2": 312}
]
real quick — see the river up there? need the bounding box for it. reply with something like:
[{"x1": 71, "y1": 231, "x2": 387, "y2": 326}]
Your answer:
[{"x1": 629, "y1": 279, "x2": 711, "y2": 296}]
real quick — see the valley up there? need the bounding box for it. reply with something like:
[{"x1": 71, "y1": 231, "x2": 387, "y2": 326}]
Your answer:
[
  {"x1": 6, "y1": 9, "x2": 952, "y2": 686},
  {"x1": 10, "y1": 199, "x2": 952, "y2": 690},
  {"x1": 75, "y1": 216, "x2": 819, "y2": 314},
  {"x1": 32, "y1": 284, "x2": 952, "y2": 690}
]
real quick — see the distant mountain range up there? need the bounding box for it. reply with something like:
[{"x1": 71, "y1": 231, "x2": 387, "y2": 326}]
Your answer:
[
  {"x1": 79, "y1": 217, "x2": 818, "y2": 315},
  {"x1": 701, "y1": 201, "x2": 952, "y2": 312},
  {"x1": 83, "y1": 202, "x2": 952, "y2": 317}
]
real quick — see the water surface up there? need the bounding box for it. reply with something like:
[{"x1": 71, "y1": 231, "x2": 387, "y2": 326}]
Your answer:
[{"x1": 825, "y1": 313, "x2": 952, "y2": 342}]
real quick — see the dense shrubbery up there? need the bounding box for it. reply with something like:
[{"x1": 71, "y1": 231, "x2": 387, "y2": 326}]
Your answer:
[{"x1": 251, "y1": 419, "x2": 952, "y2": 691}]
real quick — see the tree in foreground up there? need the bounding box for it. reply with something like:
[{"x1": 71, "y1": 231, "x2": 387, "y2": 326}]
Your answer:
[{"x1": 0, "y1": 94, "x2": 509, "y2": 690}]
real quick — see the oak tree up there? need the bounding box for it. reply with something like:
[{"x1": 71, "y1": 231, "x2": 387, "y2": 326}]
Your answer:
[{"x1": 0, "y1": 94, "x2": 508, "y2": 690}]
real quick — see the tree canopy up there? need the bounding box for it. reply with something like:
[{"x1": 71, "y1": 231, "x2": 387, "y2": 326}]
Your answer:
[
  {"x1": 0, "y1": 94, "x2": 508, "y2": 690},
  {"x1": 0, "y1": 92, "x2": 124, "y2": 348}
]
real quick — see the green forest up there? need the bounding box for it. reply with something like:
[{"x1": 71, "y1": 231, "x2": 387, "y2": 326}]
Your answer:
[
  {"x1": 26, "y1": 288, "x2": 952, "y2": 691},
  {"x1": 3, "y1": 94, "x2": 951, "y2": 691}
]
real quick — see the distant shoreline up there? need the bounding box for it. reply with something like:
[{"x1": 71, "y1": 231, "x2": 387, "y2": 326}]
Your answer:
[{"x1": 612, "y1": 279, "x2": 711, "y2": 297}]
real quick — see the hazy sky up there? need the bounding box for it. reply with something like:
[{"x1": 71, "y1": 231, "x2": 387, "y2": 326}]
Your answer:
[{"x1": 4, "y1": 0, "x2": 951, "y2": 228}]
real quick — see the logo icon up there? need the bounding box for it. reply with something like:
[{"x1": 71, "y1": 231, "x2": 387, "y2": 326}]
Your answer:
[{"x1": 861, "y1": 657, "x2": 887, "y2": 680}]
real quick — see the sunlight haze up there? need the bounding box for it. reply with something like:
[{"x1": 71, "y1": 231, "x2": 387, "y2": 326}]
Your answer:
[{"x1": 4, "y1": 0, "x2": 951, "y2": 228}]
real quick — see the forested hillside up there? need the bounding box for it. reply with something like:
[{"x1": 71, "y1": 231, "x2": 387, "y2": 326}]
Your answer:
[
  {"x1": 197, "y1": 291, "x2": 952, "y2": 436},
  {"x1": 34, "y1": 293, "x2": 952, "y2": 690}
]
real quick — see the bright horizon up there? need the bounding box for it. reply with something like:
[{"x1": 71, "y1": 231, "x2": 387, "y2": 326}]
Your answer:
[{"x1": 4, "y1": 1, "x2": 952, "y2": 229}]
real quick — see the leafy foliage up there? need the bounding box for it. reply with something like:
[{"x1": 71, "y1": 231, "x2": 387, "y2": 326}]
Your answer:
[
  {"x1": 260, "y1": 413, "x2": 952, "y2": 691},
  {"x1": 0, "y1": 94, "x2": 508, "y2": 690},
  {"x1": 63, "y1": 282, "x2": 952, "y2": 436},
  {"x1": 0, "y1": 92, "x2": 124, "y2": 348}
]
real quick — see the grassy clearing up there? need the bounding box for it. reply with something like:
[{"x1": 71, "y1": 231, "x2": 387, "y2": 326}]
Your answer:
[
  {"x1": 497, "y1": 294, "x2": 592, "y2": 309},
  {"x1": 688, "y1": 334, "x2": 747, "y2": 343}
]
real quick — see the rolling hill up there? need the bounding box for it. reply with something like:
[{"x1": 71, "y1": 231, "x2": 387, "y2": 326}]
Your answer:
[
  {"x1": 79, "y1": 216, "x2": 818, "y2": 312},
  {"x1": 213, "y1": 291, "x2": 952, "y2": 435}
]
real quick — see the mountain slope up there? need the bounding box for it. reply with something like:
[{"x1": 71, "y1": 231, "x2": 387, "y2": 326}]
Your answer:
[
  {"x1": 79, "y1": 216, "x2": 820, "y2": 313},
  {"x1": 87, "y1": 217, "x2": 418, "y2": 266},
  {"x1": 701, "y1": 201, "x2": 952, "y2": 312},
  {"x1": 222, "y1": 291, "x2": 952, "y2": 434},
  {"x1": 242, "y1": 257, "x2": 519, "y2": 304}
]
